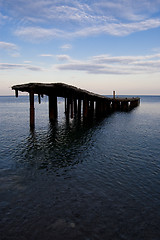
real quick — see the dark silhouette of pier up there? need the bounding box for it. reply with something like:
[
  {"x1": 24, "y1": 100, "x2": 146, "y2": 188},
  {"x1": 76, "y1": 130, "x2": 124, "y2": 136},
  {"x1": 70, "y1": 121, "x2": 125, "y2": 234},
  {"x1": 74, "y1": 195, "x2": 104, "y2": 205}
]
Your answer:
[{"x1": 12, "y1": 83, "x2": 140, "y2": 128}]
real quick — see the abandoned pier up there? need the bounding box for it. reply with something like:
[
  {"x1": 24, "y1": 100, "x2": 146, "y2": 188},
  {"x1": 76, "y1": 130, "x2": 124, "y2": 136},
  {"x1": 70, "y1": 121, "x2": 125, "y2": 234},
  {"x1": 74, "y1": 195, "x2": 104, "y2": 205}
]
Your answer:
[{"x1": 12, "y1": 83, "x2": 140, "y2": 128}]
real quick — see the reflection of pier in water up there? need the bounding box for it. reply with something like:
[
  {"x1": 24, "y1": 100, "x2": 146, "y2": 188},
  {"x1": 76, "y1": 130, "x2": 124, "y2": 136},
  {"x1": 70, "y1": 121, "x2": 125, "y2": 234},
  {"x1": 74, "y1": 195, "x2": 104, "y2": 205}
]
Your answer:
[
  {"x1": 12, "y1": 82, "x2": 140, "y2": 128},
  {"x1": 22, "y1": 119, "x2": 99, "y2": 172}
]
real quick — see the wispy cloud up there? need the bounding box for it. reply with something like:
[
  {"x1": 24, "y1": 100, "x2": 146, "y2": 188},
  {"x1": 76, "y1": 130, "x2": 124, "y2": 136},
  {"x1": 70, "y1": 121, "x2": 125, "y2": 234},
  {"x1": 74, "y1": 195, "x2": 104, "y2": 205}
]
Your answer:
[
  {"x1": 0, "y1": 41, "x2": 20, "y2": 57},
  {"x1": 54, "y1": 53, "x2": 160, "y2": 75},
  {"x1": 0, "y1": 41, "x2": 18, "y2": 51},
  {"x1": 72, "y1": 18, "x2": 160, "y2": 37},
  {"x1": 24, "y1": 60, "x2": 32, "y2": 63},
  {"x1": 39, "y1": 54, "x2": 54, "y2": 57},
  {"x1": 93, "y1": 0, "x2": 158, "y2": 21},
  {"x1": 1, "y1": 0, "x2": 159, "y2": 40},
  {"x1": 0, "y1": 63, "x2": 43, "y2": 71},
  {"x1": 56, "y1": 55, "x2": 71, "y2": 61},
  {"x1": 3, "y1": 0, "x2": 160, "y2": 23},
  {"x1": 15, "y1": 18, "x2": 160, "y2": 40},
  {"x1": 15, "y1": 27, "x2": 65, "y2": 40},
  {"x1": 1, "y1": 52, "x2": 160, "y2": 75},
  {"x1": 91, "y1": 53, "x2": 160, "y2": 64},
  {"x1": 0, "y1": 12, "x2": 9, "y2": 24},
  {"x1": 60, "y1": 44, "x2": 72, "y2": 50}
]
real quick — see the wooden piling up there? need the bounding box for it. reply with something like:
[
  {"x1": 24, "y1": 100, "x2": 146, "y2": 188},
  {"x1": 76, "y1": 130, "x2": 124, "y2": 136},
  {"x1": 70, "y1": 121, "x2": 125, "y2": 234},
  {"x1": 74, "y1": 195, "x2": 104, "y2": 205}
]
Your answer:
[
  {"x1": 113, "y1": 91, "x2": 116, "y2": 99},
  {"x1": 30, "y1": 90, "x2": 35, "y2": 128},
  {"x1": 130, "y1": 99, "x2": 140, "y2": 109},
  {"x1": 90, "y1": 100, "x2": 94, "y2": 115},
  {"x1": 66, "y1": 98, "x2": 70, "y2": 118},
  {"x1": 83, "y1": 97, "x2": 88, "y2": 118},
  {"x1": 78, "y1": 99, "x2": 81, "y2": 117},
  {"x1": 38, "y1": 94, "x2": 41, "y2": 104},
  {"x1": 96, "y1": 100, "x2": 101, "y2": 116},
  {"x1": 74, "y1": 99, "x2": 77, "y2": 116},
  {"x1": 121, "y1": 101, "x2": 128, "y2": 111},
  {"x1": 104, "y1": 101, "x2": 111, "y2": 113},
  {"x1": 112, "y1": 101, "x2": 121, "y2": 111},
  {"x1": 15, "y1": 90, "x2": 18, "y2": 98},
  {"x1": 100, "y1": 101, "x2": 107, "y2": 116},
  {"x1": 49, "y1": 95, "x2": 57, "y2": 121},
  {"x1": 130, "y1": 101, "x2": 136, "y2": 108},
  {"x1": 71, "y1": 99, "x2": 73, "y2": 119},
  {"x1": 65, "y1": 98, "x2": 67, "y2": 113}
]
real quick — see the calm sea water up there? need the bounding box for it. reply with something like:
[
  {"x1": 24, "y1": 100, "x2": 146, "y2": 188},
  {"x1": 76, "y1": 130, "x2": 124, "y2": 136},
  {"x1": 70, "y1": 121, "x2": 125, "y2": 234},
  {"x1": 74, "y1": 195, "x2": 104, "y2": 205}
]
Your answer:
[{"x1": 0, "y1": 95, "x2": 160, "y2": 240}]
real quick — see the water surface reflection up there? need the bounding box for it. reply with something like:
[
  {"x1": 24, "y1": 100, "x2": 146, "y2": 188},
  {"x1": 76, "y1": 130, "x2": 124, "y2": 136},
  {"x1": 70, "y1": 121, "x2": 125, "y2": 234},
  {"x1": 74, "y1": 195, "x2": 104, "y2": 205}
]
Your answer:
[
  {"x1": 19, "y1": 117, "x2": 105, "y2": 173},
  {"x1": 1, "y1": 97, "x2": 160, "y2": 240}
]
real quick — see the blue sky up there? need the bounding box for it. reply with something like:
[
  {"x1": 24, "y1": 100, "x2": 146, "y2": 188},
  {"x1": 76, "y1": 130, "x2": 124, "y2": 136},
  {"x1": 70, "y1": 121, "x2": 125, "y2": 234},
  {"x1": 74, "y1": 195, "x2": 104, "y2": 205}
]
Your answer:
[{"x1": 1, "y1": 0, "x2": 160, "y2": 95}]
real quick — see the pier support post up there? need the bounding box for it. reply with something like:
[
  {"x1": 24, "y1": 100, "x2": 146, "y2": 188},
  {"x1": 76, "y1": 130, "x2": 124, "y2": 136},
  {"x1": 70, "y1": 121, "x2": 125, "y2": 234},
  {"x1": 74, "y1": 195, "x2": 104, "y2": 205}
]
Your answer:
[
  {"x1": 112, "y1": 101, "x2": 121, "y2": 111},
  {"x1": 130, "y1": 101, "x2": 135, "y2": 109},
  {"x1": 30, "y1": 90, "x2": 35, "y2": 128},
  {"x1": 15, "y1": 90, "x2": 18, "y2": 98},
  {"x1": 96, "y1": 100, "x2": 102, "y2": 117},
  {"x1": 99, "y1": 101, "x2": 105, "y2": 116},
  {"x1": 90, "y1": 100, "x2": 94, "y2": 116},
  {"x1": 74, "y1": 99, "x2": 77, "y2": 116},
  {"x1": 95, "y1": 100, "x2": 99, "y2": 116},
  {"x1": 66, "y1": 98, "x2": 70, "y2": 118},
  {"x1": 99, "y1": 101, "x2": 103, "y2": 116},
  {"x1": 49, "y1": 95, "x2": 57, "y2": 121},
  {"x1": 113, "y1": 91, "x2": 116, "y2": 99},
  {"x1": 83, "y1": 97, "x2": 89, "y2": 118},
  {"x1": 121, "y1": 101, "x2": 128, "y2": 111},
  {"x1": 102, "y1": 101, "x2": 106, "y2": 116},
  {"x1": 78, "y1": 99, "x2": 81, "y2": 118},
  {"x1": 38, "y1": 94, "x2": 41, "y2": 104},
  {"x1": 65, "y1": 98, "x2": 67, "y2": 113},
  {"x1": 130, "y1": 100, "x2": 140, "y2": 109},
  {"x1": 104, "y1": 101, "x2": 111, "y2": 114},
  {"x1": 71, "y1": 99, "x2": 73, "y2": 119}
]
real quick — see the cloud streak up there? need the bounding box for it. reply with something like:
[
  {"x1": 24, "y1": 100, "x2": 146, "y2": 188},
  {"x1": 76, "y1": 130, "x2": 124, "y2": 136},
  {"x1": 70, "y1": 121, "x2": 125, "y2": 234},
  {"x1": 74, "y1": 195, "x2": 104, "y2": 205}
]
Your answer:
[
  {"x1": 0, "y1": 12, "x2": 9, "y2": 24},
  {"x1": 1, "y1": 52, "x2": 160, "y2": 75},
  {"x1": 2, "y1": 0, "x2": 160, "y2": 40},
  {"x1": 15, "y1": 18, "x2": 160, "y2": 40},
  {"x1": 0, "y1": 41, "x2": 18, "y2": 51},
  {"x1": 56, "y1": 55, "x2": 71, "y2": 61},
  {"x1": 54, "y1": 53, "x2": 160, "y2": 75},
  {"x1": 0, "y1": 41, "x2": 20, "y2": 57},
  {"x1": 60, "y1": 44, "x2": 72, "y2": 50},
  {"x1": 39, "y1": 54, "x2": 54, "y2": 57},
  {"x1": 0, "y1": 63, "x2": 43, "y2": 71},
  {"x1": 3, "y1": 0, "x2": 160, "y2": 23}
]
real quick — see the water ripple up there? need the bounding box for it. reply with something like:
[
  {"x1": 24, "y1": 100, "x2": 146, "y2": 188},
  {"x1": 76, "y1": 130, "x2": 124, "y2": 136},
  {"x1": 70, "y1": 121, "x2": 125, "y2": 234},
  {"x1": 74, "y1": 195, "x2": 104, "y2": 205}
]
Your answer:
[{"x1": 1, "y1": 96, "x2": 160, "y2": 239}]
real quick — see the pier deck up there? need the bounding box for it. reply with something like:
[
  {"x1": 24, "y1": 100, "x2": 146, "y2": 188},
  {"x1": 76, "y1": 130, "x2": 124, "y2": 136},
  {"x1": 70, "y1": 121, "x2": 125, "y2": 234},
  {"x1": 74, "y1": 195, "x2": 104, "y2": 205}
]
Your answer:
[{"x1": 12, "y1": 82, "x2": 140, "y2": 128}]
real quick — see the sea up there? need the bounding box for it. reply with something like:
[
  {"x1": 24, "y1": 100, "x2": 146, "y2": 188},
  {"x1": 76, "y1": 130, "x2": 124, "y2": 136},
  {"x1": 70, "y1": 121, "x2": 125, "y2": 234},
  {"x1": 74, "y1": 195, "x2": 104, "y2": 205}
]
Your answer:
[{"x1": 0, "y1": 95, "x2": 160, "y2": 240}]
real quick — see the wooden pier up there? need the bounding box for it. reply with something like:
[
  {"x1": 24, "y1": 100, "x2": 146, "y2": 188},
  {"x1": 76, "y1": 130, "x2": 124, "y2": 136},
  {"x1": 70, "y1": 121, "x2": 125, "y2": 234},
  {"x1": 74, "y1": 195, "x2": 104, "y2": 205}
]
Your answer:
[{"x1": 12, "y1": 83, "x2": 140, "y2": 128}]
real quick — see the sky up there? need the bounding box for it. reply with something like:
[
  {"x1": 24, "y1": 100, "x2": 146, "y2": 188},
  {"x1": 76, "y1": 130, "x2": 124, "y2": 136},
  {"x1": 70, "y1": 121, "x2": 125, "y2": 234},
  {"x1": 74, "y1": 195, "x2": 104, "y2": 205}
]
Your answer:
[{"x1": 0, "y1": 0, "x2": 160, "y2": 95}]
